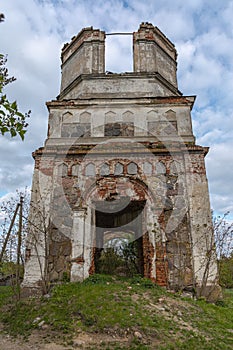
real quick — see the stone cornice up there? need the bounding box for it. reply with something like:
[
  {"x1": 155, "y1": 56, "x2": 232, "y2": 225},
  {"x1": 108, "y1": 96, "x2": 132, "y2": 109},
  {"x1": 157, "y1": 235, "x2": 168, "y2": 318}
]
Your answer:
[
  {"x1": 32, "y1": 142, "x2": 207, "y2": 158},
  {"x1": 46, "y1": 95, "x2": 196, "y2": 110}
]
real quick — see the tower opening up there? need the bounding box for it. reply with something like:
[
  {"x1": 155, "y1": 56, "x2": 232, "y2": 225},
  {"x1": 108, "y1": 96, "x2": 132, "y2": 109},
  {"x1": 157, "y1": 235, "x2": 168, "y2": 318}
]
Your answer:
[{"x1": 105, "y1": 33, "x2": 133, "y2": 73}]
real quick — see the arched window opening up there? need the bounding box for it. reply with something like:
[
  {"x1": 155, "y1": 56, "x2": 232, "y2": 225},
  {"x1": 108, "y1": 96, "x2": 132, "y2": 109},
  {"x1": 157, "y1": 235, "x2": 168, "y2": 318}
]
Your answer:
[
  {"x1": 57, "y1": 163, "x2": 68, "y2": 177},
  {"x1": 170, "y1": 161, "x2": 179, "y2": 175},
  {"x1": 156, "y1": 161, "x2": 166, "y2": 175},
  {"x1": 72, "y1": 164, "x2": 79, "y2": 177},
  {"x1": 143, "y1": 161, "x2": 152, "y2": 175},
  {"x1": 85, "y1": 163, "x2": 95, "y2": 177},
  {"x1": 127, "y1": 162, "x2": 138, "y2": 175},
  {"x1": 114, "y1": 162, "x2": 124, "y2": 175},
  {"x1": 100, "y1": 163, "x2": 110, "y2": 176}
]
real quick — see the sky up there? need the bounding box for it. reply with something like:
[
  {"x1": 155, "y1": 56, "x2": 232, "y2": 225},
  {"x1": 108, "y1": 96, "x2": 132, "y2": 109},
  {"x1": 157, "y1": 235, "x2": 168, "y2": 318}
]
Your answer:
[{"x1": 0, "y1": 0, "x2": 233, "y2": 218}]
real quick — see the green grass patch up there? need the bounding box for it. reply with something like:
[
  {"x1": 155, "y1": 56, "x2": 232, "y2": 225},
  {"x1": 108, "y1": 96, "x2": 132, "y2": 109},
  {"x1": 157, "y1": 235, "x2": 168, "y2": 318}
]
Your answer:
[
  {"x1": 0, "y1": 276, "x2": 233, "y2": 349},
  {"x1": 0, "y1": 286, "x2": 13, "y2": 307}
]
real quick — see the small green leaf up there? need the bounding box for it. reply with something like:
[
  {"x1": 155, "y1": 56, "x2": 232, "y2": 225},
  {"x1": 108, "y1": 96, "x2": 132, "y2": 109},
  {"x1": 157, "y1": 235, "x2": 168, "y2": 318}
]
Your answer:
[
  {"x1": 11, "y1": 101, "x2": 17, "y2": 110},
  {"x1": 9, "y1": 117, "x2": 16, "y2": 125},
  {"x1": 10, "y1": 128, "x2": 17, "y2": 137},
  {"x1": 1, "y1": 126, "x2": 9, "y2": 135},
  {"x1": 19, "y1": 129, "x2": 26, "y2": 140}
]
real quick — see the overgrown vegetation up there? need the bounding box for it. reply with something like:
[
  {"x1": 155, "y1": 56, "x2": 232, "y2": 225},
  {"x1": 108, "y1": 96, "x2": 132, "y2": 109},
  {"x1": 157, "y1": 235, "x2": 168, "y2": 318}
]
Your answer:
[
  {"x1": 0, "y1": 261, "x2": 24, "y2": 278},
  {"x1": 96, "y1": 240, "x2": 142, "y2": 277},
  {"x1": 0, "y1": 275, "x2": 232, "y2": 349}
]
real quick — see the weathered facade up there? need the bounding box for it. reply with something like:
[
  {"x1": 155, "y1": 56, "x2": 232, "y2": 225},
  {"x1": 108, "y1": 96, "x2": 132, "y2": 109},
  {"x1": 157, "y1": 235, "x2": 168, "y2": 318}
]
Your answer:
[{"x1": 22, "y1": 23, "x2": 221, "y2": 300}]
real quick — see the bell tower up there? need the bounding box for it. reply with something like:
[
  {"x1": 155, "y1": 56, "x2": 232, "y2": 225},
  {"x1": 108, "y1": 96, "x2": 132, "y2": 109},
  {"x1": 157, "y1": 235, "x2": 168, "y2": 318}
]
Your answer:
[{"x1": 23, "y1": 23, "x2": 221, "y2": 301}]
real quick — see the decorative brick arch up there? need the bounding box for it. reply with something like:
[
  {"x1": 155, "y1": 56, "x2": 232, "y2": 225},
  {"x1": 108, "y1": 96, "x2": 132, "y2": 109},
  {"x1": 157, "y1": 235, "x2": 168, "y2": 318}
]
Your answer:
[{"x1": 79, "y1": 175, "x2": 167, "y2": 282}]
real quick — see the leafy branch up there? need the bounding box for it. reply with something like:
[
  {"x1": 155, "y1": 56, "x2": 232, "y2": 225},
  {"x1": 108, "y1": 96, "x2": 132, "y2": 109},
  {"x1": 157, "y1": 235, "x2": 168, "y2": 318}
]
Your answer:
[{"x1": 0, "y1": 54, "x2": 31, "y2": 140}]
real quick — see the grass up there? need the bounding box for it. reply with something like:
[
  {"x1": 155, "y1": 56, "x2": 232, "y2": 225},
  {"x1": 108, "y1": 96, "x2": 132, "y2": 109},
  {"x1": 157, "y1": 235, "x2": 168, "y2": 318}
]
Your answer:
[
  {"x1": 0, "y1": 286, "x2": 13, "y2": 308},
  {"x1": 0, "y1": 275, "x2": 232, "y2": 349}
]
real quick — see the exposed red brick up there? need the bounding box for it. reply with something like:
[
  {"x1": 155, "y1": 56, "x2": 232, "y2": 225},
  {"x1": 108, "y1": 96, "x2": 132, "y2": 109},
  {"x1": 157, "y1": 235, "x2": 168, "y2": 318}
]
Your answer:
[{"x1": 155, "y1": 242, "x2": 168, "y2": 287}]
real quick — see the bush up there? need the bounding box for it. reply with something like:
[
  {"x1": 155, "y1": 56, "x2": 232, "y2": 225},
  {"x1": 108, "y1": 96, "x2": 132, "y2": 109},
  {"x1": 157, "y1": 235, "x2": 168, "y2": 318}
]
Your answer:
[
  {"x1": 0, "y1": 261, "x2": 24, "y2": 278},
  {"x1": 218, "y1": 255, "x2": 233, "y2": 288},
  {"x1": 95, "y1": 247, "x2": 123, "y2": 275}
]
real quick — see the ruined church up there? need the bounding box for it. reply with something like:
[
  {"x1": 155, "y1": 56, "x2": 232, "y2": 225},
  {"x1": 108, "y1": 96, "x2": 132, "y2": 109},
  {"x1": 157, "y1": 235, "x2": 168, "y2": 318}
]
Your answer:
[{"x1": 23, "y1": 23, "x2": 220, "y2": 299}]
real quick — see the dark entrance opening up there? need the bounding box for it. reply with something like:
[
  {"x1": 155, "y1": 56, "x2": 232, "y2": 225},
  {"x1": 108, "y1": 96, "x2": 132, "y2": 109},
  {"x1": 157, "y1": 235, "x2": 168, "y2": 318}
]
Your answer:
[{"x1": 94, "y1": 198, "x2": 145, "y2": 276}]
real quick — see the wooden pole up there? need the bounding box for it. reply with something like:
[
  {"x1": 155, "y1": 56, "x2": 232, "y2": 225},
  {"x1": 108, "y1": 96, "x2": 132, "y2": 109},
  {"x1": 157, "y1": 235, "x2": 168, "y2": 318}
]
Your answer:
[
  {"x1": 0, "y1": 203, "x2": 20, "y2": 263},
  {"x1": 16, "y1": 196, "x2": 23, "y2": 296}
]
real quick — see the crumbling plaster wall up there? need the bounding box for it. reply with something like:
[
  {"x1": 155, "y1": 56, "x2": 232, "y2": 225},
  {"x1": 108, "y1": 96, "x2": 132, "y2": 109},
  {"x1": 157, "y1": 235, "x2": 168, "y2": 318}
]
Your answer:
[
  {"x1": 23, "y1": 146, "x2": 195, "y2": 290},
  {"x1": 133, "y1": 23, "x2": 178, "y2": 87},
  {"x1": 47, "y1": 102, "x2": 195, "y2": 143},
  {"x1": 184, "y1": 152, "x2": 219, "y2": 294},
  {"x1": 60, "y1": 27, "x2": 105, "y2": 92},
  {"x1": 22, "y1": 166, "x2": 54, "y2": 288}
]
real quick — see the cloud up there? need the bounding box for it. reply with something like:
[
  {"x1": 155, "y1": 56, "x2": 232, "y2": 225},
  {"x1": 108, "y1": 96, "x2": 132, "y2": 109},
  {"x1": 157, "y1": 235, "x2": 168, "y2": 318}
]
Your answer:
[
  {"x1": 105, "y1": 35, "x2": 133, "y2": 72},
  {"x1": 205, "y1": 141, "x2": 233, "y2": 215},
  {"x1": 0, "y1": 187, "x2": 31, "y2": 224},
  {"x1": 0, "y1": 0, "x2": 232, "y2": 219},
  {"x1": 192, "y1": 107, "x2": 232, "y2": 142},
  {"x1": 0, "y1": 136, "x2": 34, "y2": 193}
]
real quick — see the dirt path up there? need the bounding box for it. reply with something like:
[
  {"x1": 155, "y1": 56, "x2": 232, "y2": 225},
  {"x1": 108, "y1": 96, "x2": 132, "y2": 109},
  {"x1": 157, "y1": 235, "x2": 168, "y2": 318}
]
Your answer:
[
  {"x1": 0, "y1": 325, "x2": 75, "y2": 350},
  {"x1": 0, "y1": 327, "x2": 130, "y2": 350},
  {"x1": 0, "y1": 333, "x2": 70, "y2": 350}
]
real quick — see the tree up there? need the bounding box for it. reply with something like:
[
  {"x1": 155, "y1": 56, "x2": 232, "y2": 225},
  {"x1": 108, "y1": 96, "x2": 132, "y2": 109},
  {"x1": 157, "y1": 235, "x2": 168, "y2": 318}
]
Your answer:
[
  {"x1": 0, "y1": 54, "x2": 30, "y2": 139},
  {"x1": 0, "y1": 188, "x2": 30, "y2": 264},
  {"x1": 0, "y1": 189, "x2": 30, "y2": 299},
  {"x1": 213, "y1": 212, "x2": 233, "y2": 259},
  {"x1": 213, "y1": 212, "x2": 233, "y2": 288},
  {"x1": 186, "y1": 212, "x2": 232, "y2": 298},
  {"x1": 0, "y1": 188, "x2": 52, "y2": 295}
]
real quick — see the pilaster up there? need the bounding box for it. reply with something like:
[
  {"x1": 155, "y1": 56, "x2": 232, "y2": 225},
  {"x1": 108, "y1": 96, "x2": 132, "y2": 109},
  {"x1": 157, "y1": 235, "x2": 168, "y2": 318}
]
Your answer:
[{"x1": 70, "y1": 206, "x2": 87, "y2": 282}]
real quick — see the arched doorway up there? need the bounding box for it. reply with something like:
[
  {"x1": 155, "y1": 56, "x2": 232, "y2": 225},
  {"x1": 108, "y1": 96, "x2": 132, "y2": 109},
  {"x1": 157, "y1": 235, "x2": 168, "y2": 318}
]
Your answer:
[{"x1": 79, "y1": 176, "x2": 159, "y2": 280}]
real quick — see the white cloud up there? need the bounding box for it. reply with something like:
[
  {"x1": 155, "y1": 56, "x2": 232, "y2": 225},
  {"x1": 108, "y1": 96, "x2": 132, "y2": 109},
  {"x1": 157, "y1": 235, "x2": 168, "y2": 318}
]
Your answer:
[
  {"x1": 0, "y1": 0, "x2": 232, "y2": 218},
  {"x1": 106, "y1": 35, "x2": 133, "y2": 72},
  {"x1": 205, "y1": 142, "x2": 233, "y2": 213}
]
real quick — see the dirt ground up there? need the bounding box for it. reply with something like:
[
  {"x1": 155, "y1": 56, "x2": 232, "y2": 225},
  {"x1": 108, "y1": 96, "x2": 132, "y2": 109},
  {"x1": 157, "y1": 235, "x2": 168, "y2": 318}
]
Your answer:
[
  {"x1": 0, "y1": 333, "x2": 68, "y2": 350},
  {"x1": 0, "y1": 326, "x2": 131, "y2": 350}
]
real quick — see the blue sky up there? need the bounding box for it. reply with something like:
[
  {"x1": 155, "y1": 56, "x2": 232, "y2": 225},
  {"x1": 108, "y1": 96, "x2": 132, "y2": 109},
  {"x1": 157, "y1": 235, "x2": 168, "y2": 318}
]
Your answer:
[{"x1": 0, "y1": 0, "x2": 233, "y2": 218}]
